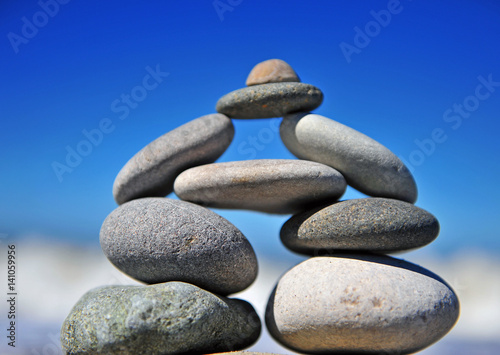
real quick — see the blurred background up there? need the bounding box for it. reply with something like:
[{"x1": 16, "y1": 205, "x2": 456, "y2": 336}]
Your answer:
[{"x1": 1, "y1": 0, "x2": 499, "y2": 354}]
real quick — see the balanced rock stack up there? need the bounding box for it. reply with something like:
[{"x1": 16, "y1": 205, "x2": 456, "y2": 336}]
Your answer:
[
  {"x1": 61, "y1": 59, "x2": 459, "y2": 355},
  {"x1": 60, "y1": 115, "x2": 262, "y2": 354}
]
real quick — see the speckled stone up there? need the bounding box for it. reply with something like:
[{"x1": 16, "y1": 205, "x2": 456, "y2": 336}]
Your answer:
[
  {"x1": 99, "y1": 198, "x2": 257, "y2": 295},
  {"x1": 246, "y1": 59, "x2": 300, "y2": 86},
  {"x1": 281, "y1": 198, "x2": 439, "y2": 255},
  {"x1": 113, "y1": 113, "x2": 234, "y2": 205},
  {"x1": 216, "y1": 83, "x2": 323, "y2": 119},
  {"x1": 266, "y1": 255, "x2": 459, "y2": 354},
  {"x1": 280, "y1": 113, "x2": 418, "y2": 203},
  {"x1": 61, "y1": 282, "x2": 261, "y2": 355},
  {"x1": 174, "y1": 159, "x2": 346, "y2": 214}
]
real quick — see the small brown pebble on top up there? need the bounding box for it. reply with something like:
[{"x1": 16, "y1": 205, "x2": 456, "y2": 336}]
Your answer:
[{"x1": 246, "y1": 59, "x2": 300, "y2": 86}]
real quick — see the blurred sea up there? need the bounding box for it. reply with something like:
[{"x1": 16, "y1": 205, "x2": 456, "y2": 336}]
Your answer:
[{"x1": 0, "y1": 238, "x2": 499, "y2": 355}]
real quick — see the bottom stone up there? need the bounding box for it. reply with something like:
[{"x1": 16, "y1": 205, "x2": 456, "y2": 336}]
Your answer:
[
  {"x1": 265, "y1": 255, "x2": 459, "y2": 354},
  {"x1": 61, "y1": 282, "x2": 261, "y2": 355}
]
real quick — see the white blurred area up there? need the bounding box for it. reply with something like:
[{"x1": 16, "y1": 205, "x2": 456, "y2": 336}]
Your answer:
[{"x1": 1, "y1": 237, "x2": 499, "y2": 355}]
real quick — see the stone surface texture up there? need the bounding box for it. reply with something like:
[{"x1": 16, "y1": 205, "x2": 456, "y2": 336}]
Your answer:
[
  {"x1": 61, "y1": 282, "x2": 261, "y2": 355},
  {"x1": 174, "y1": 159, "x2": 346, "y2": 214},
  {"x1": 113, "y1": 113, "x2": 234, "y2": 205},
  {"x1": 280, "y1": 113, "x2": 418, "y2": 203},
  {"x1": 246, "y1": 59, "x2": 300, "y2": 86},
  {"x1": 100, "y1": 198, "x2": 257, "y2": 295},
  {"x1": 281, "y1": 198, "x2": 439, "y2": 254},
  {"x1": 216, "y1": 83, "x2": 323, "y2": 119},
  {"x1": 266, "y1": 255, "x2": 460, "y2": 354}
]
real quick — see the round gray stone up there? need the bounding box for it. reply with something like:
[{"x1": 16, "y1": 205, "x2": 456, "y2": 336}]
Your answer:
[
  {"x1": 100, "y1": 198, "x2": 257, "y2": 295},
  {"x1": 61, "y1": 282, "x2": 261, "y2": 355},
  {"x1": 281, "y1": 198, "x2": 439, "y2": 254},
  {"x1": 265, "y1": 255, "x2": 459, "y2": 354},
  {"x1": 280, "y1": 113, "x2": 418, "y2": 203},
  {"x1": 216, "y1": 83, "x2": 323, "y2": 119},
  {"x1": 174, "y1": 159, "x2": 346, "y2": 214},
  {"x1": 113, "y1": 113, "x2": 234, "y2": 205}
]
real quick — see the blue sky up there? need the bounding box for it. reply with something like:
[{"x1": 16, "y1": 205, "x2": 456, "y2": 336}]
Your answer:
[{"x1": 1, "y1": 0, "x2": 499, "y2": 257}]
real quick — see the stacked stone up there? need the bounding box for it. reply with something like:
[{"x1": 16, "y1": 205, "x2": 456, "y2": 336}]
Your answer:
[
  {"x1": 60, "y1": 115, "x2": 262, "y2": 354},
  {"x1": 215, "y1": 59, "x2": 459, "y2": 354},
  {"x1": 61, "y1": 59, "x2": 459, "y2": 355}
]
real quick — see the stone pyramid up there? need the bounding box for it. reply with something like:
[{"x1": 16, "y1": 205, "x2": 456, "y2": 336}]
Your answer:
[{"x1": 61, "y1": 59, "x2": 459, "y2": 355}]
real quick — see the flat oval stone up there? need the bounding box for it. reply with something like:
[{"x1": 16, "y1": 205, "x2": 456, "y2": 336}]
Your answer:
[
  {"x1": 174, "y1": 159, "x2": 346, "y2": 214},
  {"x1": 216, "y1": 83, "x2": 323, "y2": 119},
  {"x1": 266, "y1": 255, "x2": 459, "y2": 354},
  {"x1": 246, "y1": 59, "x2": 300, "y2": 86},
  {"x1": 280, "y1": 113, "x2": 418, "y2": 203},
  {"x1": 61, "y1": 282, "x2": 261, "y2": 355},
  {"x1": 281, "y1": 198, "x2": 439, "y2": 254},
  {"x1": 100, "y1": 198, "x2": 257, "y2": 295},
  {"x1": 113, "y1": 113, "x2": 234, "y2": 205}
]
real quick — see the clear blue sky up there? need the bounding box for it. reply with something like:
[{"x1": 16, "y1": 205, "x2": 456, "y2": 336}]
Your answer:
[{"x1": 1, "y1": 0, "x2": 499, "y2": 256}]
